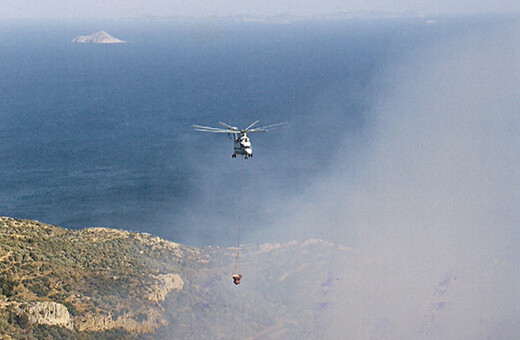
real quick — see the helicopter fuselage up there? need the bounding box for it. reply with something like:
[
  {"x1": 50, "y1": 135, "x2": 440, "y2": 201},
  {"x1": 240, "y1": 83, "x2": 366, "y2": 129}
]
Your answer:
[
  {"x1": 193, "y1": 120, "x2": 286, "y2": 159},
  {"x1": 232, "y1": 133, "x2": 253, "y2": 158}
]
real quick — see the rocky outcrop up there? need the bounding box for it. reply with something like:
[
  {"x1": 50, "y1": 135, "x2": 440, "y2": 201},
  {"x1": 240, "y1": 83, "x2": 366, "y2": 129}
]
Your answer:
[
  {"x1": 27, "y1": 301, "x2": 73, "y2": 330},
  {"x1": 73, "y1": 273, "x2": 183, "y2": 333},
  {"x1": 75, "y1": 308, "x2": 166, "y2": 334},
  {"x1": 147, "y1": 273, "x2": 184, "y2": 302}
]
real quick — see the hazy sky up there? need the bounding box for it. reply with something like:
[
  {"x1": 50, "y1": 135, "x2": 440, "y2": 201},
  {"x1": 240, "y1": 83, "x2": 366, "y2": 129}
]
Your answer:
[{"x1": 1, "y1": 0, "x2": 520, "y2": 19}]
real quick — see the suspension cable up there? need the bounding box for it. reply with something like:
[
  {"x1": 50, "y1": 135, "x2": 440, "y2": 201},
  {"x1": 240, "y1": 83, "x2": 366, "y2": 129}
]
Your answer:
[{"x1": 233, "y1": 157, "x2": 244, "y2": 276}]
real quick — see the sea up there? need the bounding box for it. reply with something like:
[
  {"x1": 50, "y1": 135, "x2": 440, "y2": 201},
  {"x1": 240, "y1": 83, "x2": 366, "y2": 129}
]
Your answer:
[{"x1": 0, "y1": 16, "x2": 506, "y2": 246}]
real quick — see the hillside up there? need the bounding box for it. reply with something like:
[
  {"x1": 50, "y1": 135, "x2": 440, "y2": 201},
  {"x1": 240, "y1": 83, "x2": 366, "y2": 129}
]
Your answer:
[{"x1": 0, "y1": 217, "x2": 349, "y2": 339}]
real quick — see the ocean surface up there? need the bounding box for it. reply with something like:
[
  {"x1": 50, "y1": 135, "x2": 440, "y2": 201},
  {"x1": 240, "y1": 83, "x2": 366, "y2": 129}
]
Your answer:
[{"x1": 0, "y1": 16, "x2": 503, "y2": 246}]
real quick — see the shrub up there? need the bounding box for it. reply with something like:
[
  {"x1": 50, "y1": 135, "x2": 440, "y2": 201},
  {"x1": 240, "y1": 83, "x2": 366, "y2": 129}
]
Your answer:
[
  {"x1": 15, "y1": 312, "x2": 31, "y2": 329},
  {"x1": 29, "y1": 282, "x2": 50, "y2": 297},
  {"x1": 63, "y1": 301, "x2": 78, "y2": 316},
  {"x1": 0, "y1": 275, "x2": 17, "y2": 297}
]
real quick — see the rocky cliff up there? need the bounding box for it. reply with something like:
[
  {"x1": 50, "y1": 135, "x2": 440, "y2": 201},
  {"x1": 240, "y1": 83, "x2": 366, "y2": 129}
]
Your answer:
[{"x1": 27, "y1": 301, "x2": 73, "y2": 330}]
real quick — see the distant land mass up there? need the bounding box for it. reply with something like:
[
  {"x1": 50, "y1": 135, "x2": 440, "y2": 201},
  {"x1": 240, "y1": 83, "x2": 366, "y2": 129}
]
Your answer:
[
  {"x1": 0, "y1": 217, "x2": 351, "y2": 339},
  {"x1": 132, "y1": 10, "x2": 431, "y2": 24},
  {"x1": 71, "y1": 31, "x2": 125, "y2": 44}
]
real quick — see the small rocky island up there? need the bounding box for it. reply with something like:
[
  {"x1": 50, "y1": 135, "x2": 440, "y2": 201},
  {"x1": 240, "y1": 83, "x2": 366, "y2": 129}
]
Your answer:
[{"x1": 71, "y1": 31, "x2": 125, "y2": 44}]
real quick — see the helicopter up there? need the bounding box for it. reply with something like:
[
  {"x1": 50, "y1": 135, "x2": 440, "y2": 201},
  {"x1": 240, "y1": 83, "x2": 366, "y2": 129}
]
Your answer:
[{"x1": 192, "y1": 120, "x2": 287, "y2": 159}]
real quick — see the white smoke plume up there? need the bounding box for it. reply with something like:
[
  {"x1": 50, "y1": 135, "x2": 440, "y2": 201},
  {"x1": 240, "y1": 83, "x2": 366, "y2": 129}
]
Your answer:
[{"x1": 275, "y1": 20, "x2": 520, "y2": 338}]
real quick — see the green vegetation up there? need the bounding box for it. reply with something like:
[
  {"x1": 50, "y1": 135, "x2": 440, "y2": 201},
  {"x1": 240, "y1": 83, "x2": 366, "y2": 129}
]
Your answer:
[
  {"x1": 0, "y1": 275, "x2": 17, "y2": 297},
  {"x1": 0, "y1": 217, "x2": 204, "y2": 338}
]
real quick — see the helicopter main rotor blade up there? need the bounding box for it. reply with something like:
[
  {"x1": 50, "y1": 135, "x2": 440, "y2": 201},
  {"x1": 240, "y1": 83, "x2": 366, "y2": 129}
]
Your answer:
[
  {"x1": 244, "y1": 120, "x2": 260, "y2": 132},
  {"x1": 193, "y1": 125, "x2": 237, "y2": 133},
  {"x1": 194, "y1": 129, "x2": 237, "y2": 133},
  {"x1": 192, "y1": 124, "x2": 229, "y2": 130},
  {"x1": 218, "y1": 122, "x2": 239, "y2": 131},
  {"x1": 248, "y1": 122, "x2": 288, "y2": 133}
]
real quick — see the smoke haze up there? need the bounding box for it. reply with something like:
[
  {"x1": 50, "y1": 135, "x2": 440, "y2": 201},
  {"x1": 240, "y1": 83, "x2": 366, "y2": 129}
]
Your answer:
[{"x1": 266, "y1": 20, "x2": 520, "y2": 338}]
